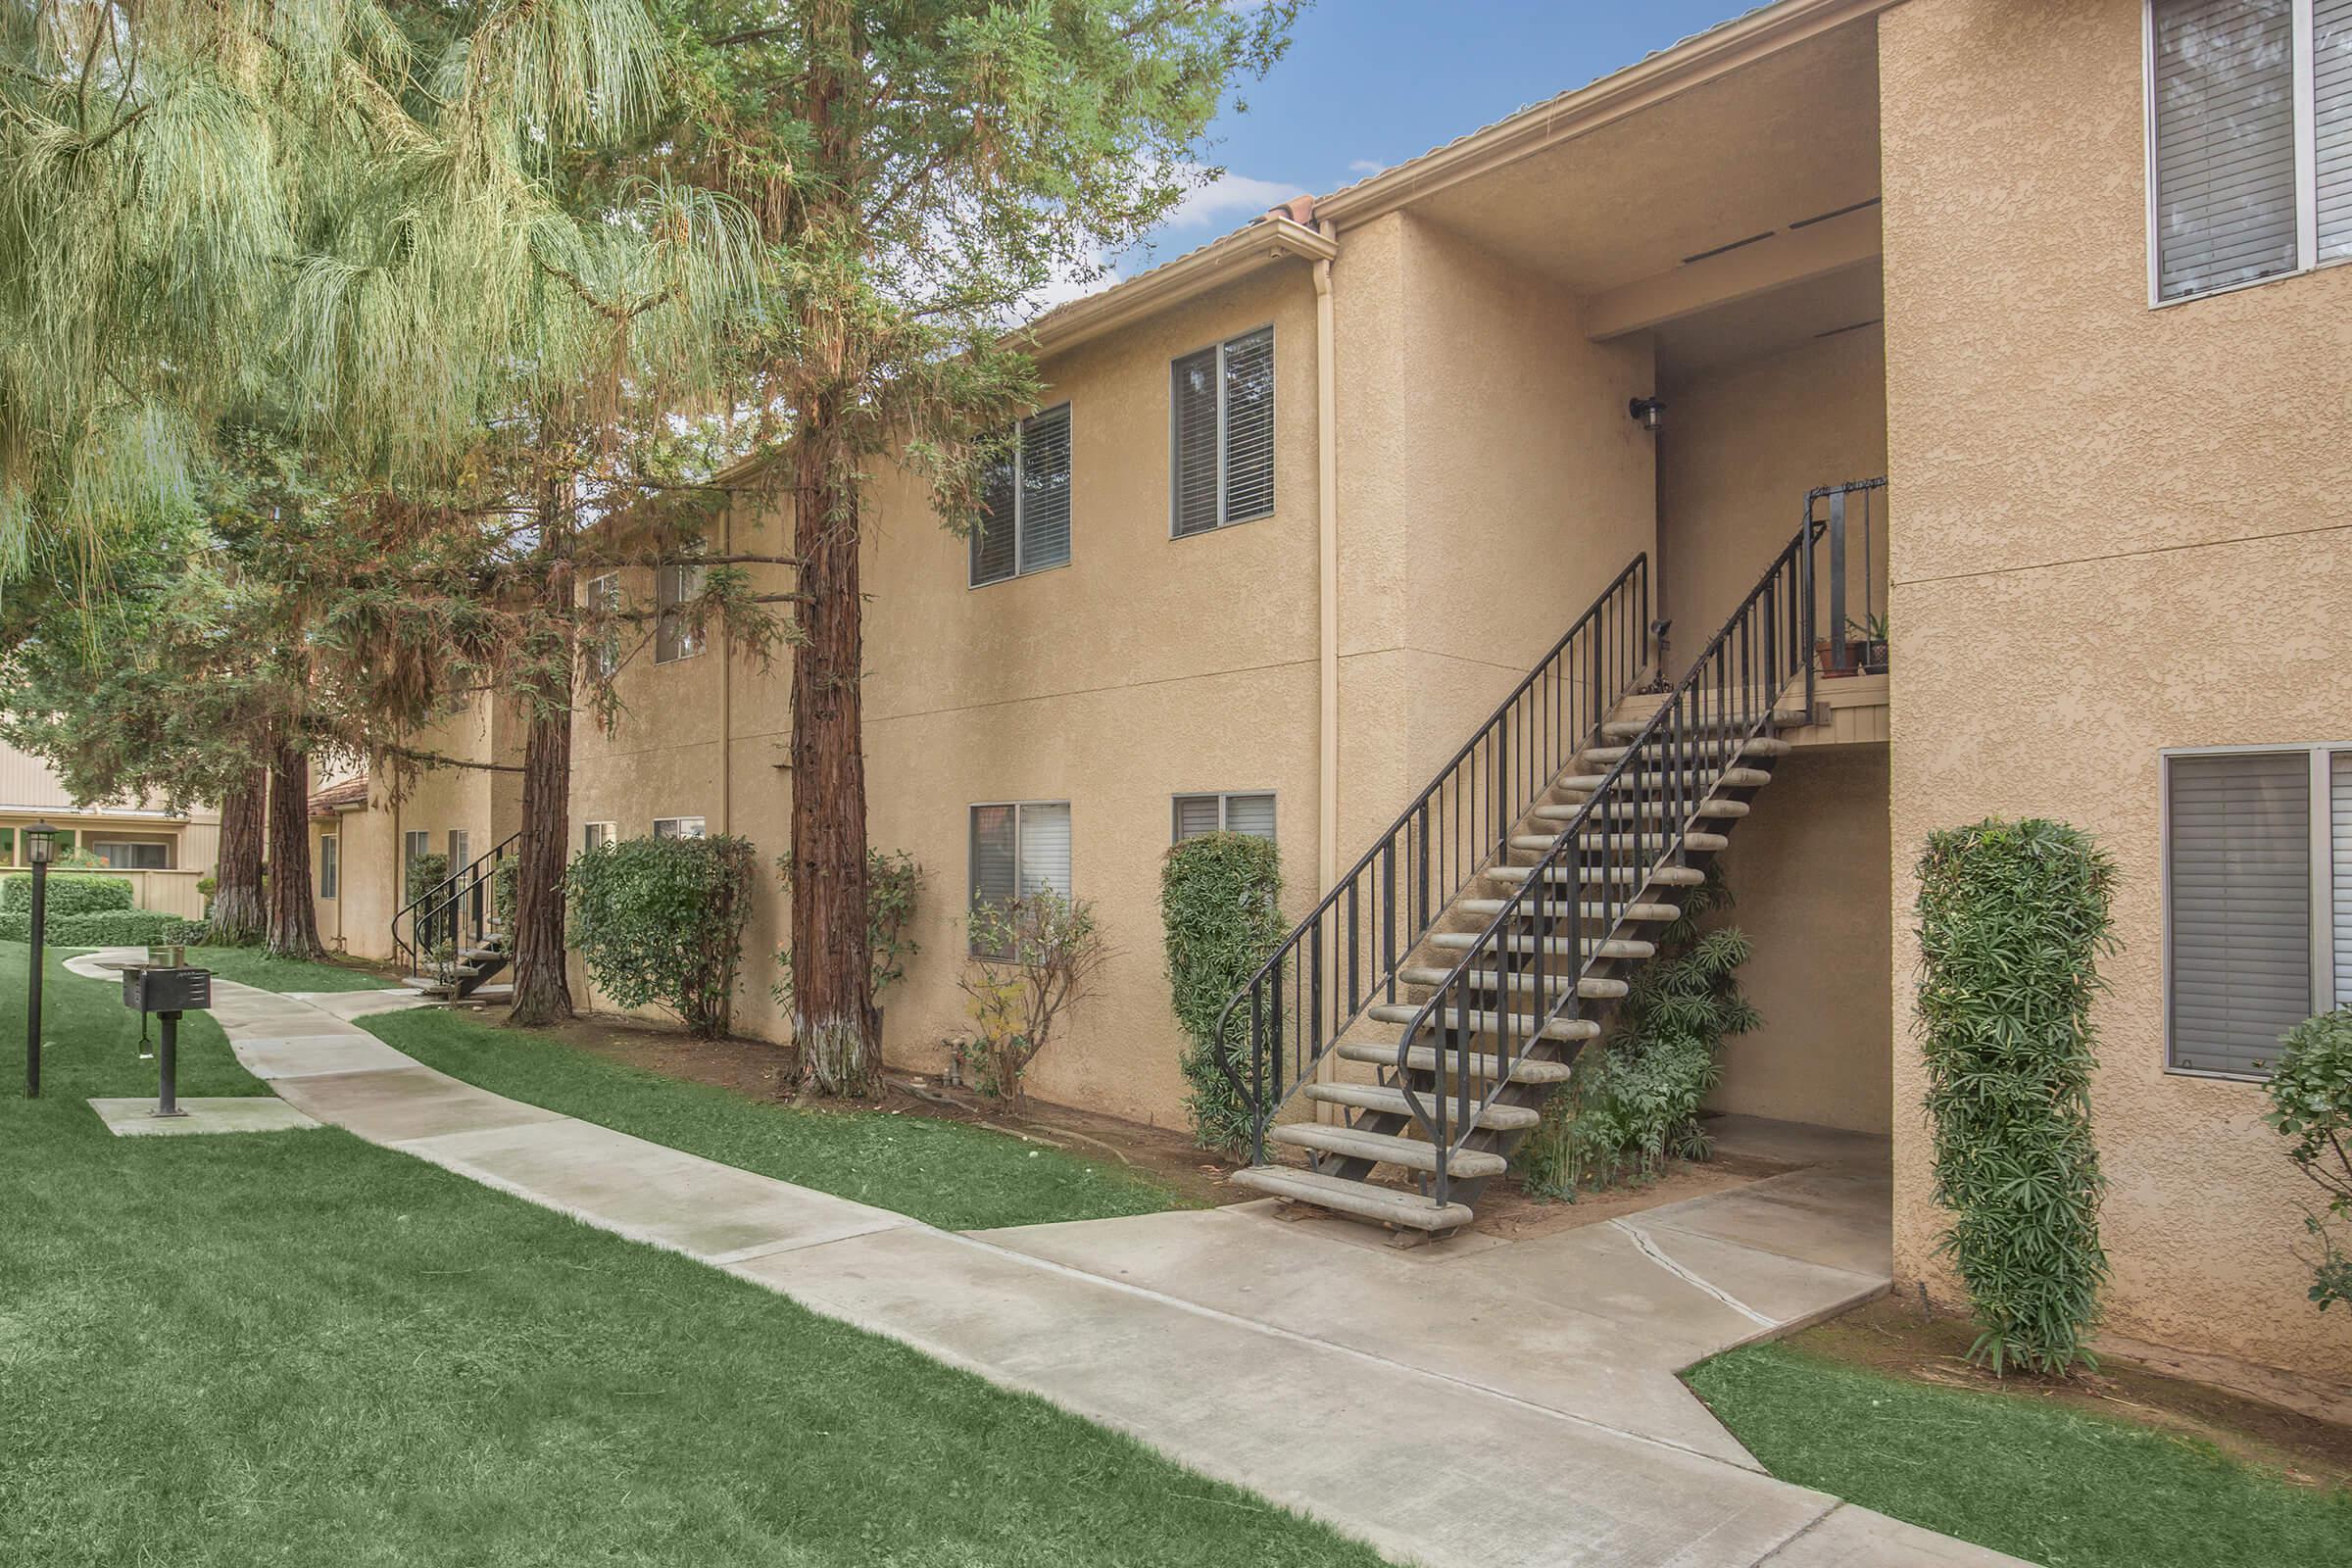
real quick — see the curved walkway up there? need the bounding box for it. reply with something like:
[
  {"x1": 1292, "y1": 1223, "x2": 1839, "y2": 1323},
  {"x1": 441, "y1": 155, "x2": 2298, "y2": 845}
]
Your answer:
[{"x1": 70, "y1": 950, "x2": 2029, "y2": 1568}]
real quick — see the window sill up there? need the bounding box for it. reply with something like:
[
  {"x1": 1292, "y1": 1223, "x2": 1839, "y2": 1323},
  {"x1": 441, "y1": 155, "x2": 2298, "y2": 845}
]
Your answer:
[
  {"x1": 2163, "y1": 1063, "x2": 2273, "y2": 1086},
  {"x1": 1169, "y1": 510, "x2": 1276, "y2": 543},
  {"x1": 967, "y1": 558, "x2": 1073, "y2": 591},
  {"x1": 2152, "y1": 251, "x2": 2352, "y2": 310}
]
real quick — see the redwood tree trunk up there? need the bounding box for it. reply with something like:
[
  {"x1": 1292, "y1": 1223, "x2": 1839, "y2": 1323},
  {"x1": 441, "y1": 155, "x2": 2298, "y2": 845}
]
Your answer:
[
  {"x1": 789, "y1": 423, "x2": 876, "y2": 1095},
  {"x1": 265, "y1": 742, "x2": 325, "y2": 957},
  {"x1": 508, "y1": 702, "x2": 574, "y2": 1025},
  {"x1": 211, "y1": 765, "x2": 268, "y2": 943}
]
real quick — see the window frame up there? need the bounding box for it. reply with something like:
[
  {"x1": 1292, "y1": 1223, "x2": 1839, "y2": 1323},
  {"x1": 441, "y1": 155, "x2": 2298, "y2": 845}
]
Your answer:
[
  {"x1": 2144, "y1": 0, "x2": 2343, "y2": 306},
  {"x1": 2160, "y1": 741, "x2": 2350, "y2": 1080},
  {"x1": 652, "y1": 815, "x2": 707, "y2": 840},
  {"x1": 318, "y1": 832, "x2": 339, "y2": 900},
  {"x1": 403, "y1": 829, "x2": 432, "y2": 872},
  {"x1": 655, "y1": 562, "x2": 707, "y2": 664},
  {"x1": 585, "y1": 571, "x2": 622, "y2": 677},
  {"x1": 966, "y1": 800, "x2": 1073, "y2": 953},
  {"x1": 968, "y1": 402, "x2": 1075, "y2": 589},
  {"x1": 1170, "y1": 790, "x2": 1278, "y2": 844},
  {"x1": 1167, "y1": 324, "x2": 1277, "y2": 539},
  {"x1": 581, "y1": 821, "x2": 617, "y2": 853},
  {"x1": 91, "y1": 839, "x2": 172, "y2": 870}
]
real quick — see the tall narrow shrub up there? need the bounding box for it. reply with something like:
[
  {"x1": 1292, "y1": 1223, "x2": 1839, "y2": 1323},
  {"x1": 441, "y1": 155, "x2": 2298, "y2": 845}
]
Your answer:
[
  {"x1": 567, "y1": 835, "x2": 759, "y2": 1039},
  {"x1": 1915, "y1": 818, "x2": 2117, "y2": 1375},
  {"x1": 1160, "y1": 832, "x2": 1285, "y2": 1155}
]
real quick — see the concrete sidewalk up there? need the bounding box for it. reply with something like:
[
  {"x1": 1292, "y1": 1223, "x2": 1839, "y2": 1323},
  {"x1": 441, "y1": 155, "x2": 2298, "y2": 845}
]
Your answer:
[{"x1": 70, "y1": 951, "x2": 2031, "y2": 1568}]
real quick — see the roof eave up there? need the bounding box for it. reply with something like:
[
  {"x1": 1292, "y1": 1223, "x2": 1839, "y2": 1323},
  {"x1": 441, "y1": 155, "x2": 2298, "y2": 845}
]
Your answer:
[{"x1": 1020, "y1": 216, "x2": 1336, "y2": 357}]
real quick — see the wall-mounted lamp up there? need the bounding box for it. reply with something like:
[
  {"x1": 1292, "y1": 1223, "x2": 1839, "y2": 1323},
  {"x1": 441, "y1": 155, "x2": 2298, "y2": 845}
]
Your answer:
[{"x1": 1629, "y1": 397, "x2": 1666, "y2": 432}]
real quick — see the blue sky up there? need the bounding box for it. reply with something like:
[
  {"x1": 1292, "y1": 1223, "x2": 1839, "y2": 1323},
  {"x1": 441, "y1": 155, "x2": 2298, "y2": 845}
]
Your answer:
[{"x1": 1118, "y1": 1, "x2": 1758, "y2": 268}]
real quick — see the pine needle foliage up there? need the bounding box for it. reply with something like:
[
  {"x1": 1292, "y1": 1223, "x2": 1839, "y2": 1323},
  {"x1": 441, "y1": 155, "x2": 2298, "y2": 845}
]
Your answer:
[
  {"x1": 1520, "y1": 869, "x2": 1759, "y2": 1200},
  {"x1": 1915, "y1": 817, "x2": 2117, "y2": 1376},
  {"x1": 1159, "y1": 831, "x2": 1284, "y2": 1156}
]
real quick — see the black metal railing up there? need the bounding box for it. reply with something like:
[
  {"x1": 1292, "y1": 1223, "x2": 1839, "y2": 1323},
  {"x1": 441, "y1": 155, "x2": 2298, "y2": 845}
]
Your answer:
[
  {"x1": 1393, "y1": 478, "x2": 1886, "y2": 1203},
  {"x1": 391, "y1": 832, "x2": 518, "y2": 975},
  {"x1": 1211, "y1": 552, "x2": 1653, "y2": 1145}
]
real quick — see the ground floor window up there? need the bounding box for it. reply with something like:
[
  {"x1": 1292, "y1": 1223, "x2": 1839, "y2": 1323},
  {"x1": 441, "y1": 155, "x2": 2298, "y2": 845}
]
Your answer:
[
  {"x1": 404, "y1": 829, "x2": 432, "y2": 871},
  {"x1": 91, "y1": 840, "x2": 170, "y2": 869},
  {"x1": 2164, "y1": 745, "x2": 2352, "y2": 1077},
  {"x1": 1172, "y1": 791, "x2": 1275, "y2": 843},
  {"x1": 318, "y1": 834, "x2": 339, "y2": 899},
  {"x1": 653, "y1": 816, "x2": 707, "y2": 840},
  {"x1": 582, "y1": 821, "x2": 617, "y2": 852},
  {"x1": 968, "y1": 802, "x2": 1072, "y2": 951}
]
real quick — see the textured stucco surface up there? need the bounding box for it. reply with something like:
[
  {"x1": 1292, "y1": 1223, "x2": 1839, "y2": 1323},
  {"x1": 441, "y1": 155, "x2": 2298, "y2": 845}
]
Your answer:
[{"x1": 1883, "y1": 0, "x2": 2352, "y2": 1380}]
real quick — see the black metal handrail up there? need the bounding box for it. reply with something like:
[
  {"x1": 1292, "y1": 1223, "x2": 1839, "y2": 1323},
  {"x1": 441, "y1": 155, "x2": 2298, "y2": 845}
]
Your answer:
[
  {"x1": 391, "y1": 832, "x2": 518, "y2": 974},
  {"x1": 1211, "y1": 552, "x2": 1653, "y2": 1144},
  {"x1": 1396, "y1": 478, "x2": 1886, "y2": 1203}
]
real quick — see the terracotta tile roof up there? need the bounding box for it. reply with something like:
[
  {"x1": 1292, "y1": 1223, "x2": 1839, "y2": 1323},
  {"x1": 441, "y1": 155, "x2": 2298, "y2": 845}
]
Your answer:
[{"x1": 309, "y1": 776, "x2": 371, "y2": 818}]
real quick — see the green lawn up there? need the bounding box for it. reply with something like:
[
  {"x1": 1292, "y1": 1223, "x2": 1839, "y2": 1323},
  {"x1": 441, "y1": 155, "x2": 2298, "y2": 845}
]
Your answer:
[
  {"x1": 181, "y1": 942, "x2": 407, "y2": 992},
  {"x1": 1687, "y1": 1341, "x2": 2352, "y2": 1568},
  {"x1": 362, "y1": 1003, "x2": 1191, "y2": 1231},
  {"x1": 0, "y1": 943, "x2": 1378, "y2": 1567}
]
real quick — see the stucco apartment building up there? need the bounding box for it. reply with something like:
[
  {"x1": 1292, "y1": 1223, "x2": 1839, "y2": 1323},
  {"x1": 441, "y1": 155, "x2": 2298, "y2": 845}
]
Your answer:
[
  {"x1": 0, "y1": 738, "x2": 220, "y2": 917},
  {"x1": 342, "y1": 0, "x2": 2352, "y2": 1387}
]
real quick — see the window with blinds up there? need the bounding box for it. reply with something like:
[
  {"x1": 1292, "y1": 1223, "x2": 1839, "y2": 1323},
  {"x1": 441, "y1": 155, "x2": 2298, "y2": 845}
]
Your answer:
[
  {"x1": 1170, "y1": 326, "x2": 1276, "y2": 537},
  {"x1": 2166, "y1": 747, "x2": 2351, "y2": 1076},
  {"x1": 656, "y1": 562, "x2": 706, "y2": 663},
  {"x1": 586, "y1": 573, "x2": 621, "y2": 677},
  {"x1": 969, "y1": 802, "x2": 1073, "y2": 952},
  {"x1": 970, "y1": 404, "x2": 1073, "y2": 587},
  {"x1": 1172, "y1": 792, "x2": 1276, "y2": 843},
  {"x1": 2150, "y1": 0, "x2": 2352, "y2": 298}
]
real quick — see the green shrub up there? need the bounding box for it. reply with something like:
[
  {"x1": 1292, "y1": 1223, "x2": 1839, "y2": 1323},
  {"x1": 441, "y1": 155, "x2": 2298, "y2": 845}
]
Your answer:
[
  {"x1": 2264, "y1": 1007, "x2": 2352, "y2": 1312},
  {"x1": 405, "y1": 852, "x2": 451, "y2": 906},
  {"x1": 772, "y1": 848, "x2": 925, "y2": 1008},
  {"x1": 566, "y1": 835, "x2": 758, "y2": 1038},
  {"x1": 959, "y1": 892, "x2": 1113, "y2": 1117},
  {"x1": 1916, "y1": 817, "x2": 2116, "y2": 1376},
  {"x1": 1158, "y1": 832, "x2": 1285, "y2": 1155},
  {"x1": 0, "y1": 909, "x2": 207, "y2": 947},
  {"x1": 492, "y1": 858, "x2": 517, "y2": 930},
  {"x1": 2, "y1": 873, "x2": 135, "y2": 916},
  {"x1": 1520, "y1": 871, "x2": 1757, "y2": 1200}
]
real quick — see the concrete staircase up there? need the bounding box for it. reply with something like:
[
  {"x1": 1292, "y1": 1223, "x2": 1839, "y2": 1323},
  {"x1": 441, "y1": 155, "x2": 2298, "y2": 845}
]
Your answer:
[
  {"x1": 1230, "y1": 688, "x2": 1809, "y2": 1237},
  {"x1": 401, "y1": 922, "x2": 513, "y2": 1002}
]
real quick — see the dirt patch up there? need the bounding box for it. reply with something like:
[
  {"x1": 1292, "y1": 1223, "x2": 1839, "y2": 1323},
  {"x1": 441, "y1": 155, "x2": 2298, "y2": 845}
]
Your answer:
[
  {"x1": 476, "y1": 1005, "x2": 1239, "y2": 1208},
  {"x1": 1778, "y1": 1294, "x2": 2352, "y2": 1490},
  {"x1": 1472, "y1": 1149, "x2": 1803, "y2": 1240}
]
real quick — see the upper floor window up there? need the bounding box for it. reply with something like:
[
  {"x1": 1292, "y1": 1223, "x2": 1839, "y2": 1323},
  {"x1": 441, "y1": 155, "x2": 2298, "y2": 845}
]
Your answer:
[
  {"x1": 585, "y1": 572, "x2": 621, "y2": 677},
  {"x1": 1171, "y1": 326, "x2": 1275, "y2": 537},
  {"x1": 656, "y1": 562, "x2": 707, "y2": 663},
  {"x1": 2148, "y1": 0, "x2": 2352, "y2": 302},
  {"x1": 1172, "y1": 791, "x2": 1276, "y2": 843},
  {"x1": 2164, "y1": 745, "x2": 2351, "y2": 1077},
  {"x1": 971, "y1": 404, "x2": 1073, "y2": 587},
  {"x1": 317, "y1": 834, "x2": 339, "y2": 900}
]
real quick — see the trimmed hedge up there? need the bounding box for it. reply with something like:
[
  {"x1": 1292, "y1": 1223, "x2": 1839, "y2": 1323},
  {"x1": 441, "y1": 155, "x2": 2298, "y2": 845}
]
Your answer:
[
  {"x1": 2, "y1": 873, "x2": 135, "y2": 916},
  {"x1": 1916, "y1": 817, "x2": 2117, "y2": 1376},
  {"x1": 0, "y1": 909, "x2": 208, "y2": 947},
  {"x1": 567, "y1": 835, "x2": 758, "y2": 1038},
  {"x1": 1159, "y1": 831, "x2": 1285, "y2": 1155}
]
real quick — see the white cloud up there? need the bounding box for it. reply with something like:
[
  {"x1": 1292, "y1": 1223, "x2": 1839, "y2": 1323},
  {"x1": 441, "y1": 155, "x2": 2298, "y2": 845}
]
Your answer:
[
  {"x1": 1161, "y1": 165, "x2": 1307, "y2": 230},
  {"x1": 1348, "y1": 159, "x2": 1386, "y2": 175}
]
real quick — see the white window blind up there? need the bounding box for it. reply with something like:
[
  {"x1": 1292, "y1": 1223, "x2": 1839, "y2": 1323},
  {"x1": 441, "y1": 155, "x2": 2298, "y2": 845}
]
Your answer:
[
  {"x1": 1017, "y1": 802, "x2": 1072, "y2": 897},
  {"x1": 1170, "y1": 327, "x2": 1276, "y2": 536},
  {"x1": 970, "y1": 802, "x2": 1073, "y2": 952},
  {"x1": 2152, "y1": 0, "x2": 2301, "y2": 301},
  {"x1": 1173, "y1": 792, "x2": 1276, "y2": 842},
  {"x1": 970, "y1": 404, "x2": 1073, "y2": 586},
  {"x1": 2168, "y1": 751, "x2": 2315, "y2": 1075},
  {"x1": 2334, "y1": 751, "x2": 2352, "y2": 1008},
  {"x1": 2317, "y1": 0, "x2": 2352, "y2": 256}
]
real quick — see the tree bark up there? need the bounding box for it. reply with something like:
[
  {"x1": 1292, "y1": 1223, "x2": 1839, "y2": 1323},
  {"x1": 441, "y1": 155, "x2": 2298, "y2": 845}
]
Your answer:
[
  {"x1": 508, "y1": 701, "x2": 574, "y2": 1025},
  {"x1": 265, "y1": 741, "x2": 326, "y2": 957},
  {"x1": 789, "y1": 418, "x2": 877, "y2": 1095},
  {"x1": 211, "y1": 765, "x2": 268, "y2": 943}
]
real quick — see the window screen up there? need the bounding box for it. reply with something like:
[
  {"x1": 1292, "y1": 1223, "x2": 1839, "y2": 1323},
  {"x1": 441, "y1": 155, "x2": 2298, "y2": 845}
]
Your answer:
[
  {"x1": 318, "y1": 834, "x2": 338, "y2": 899},
  {"x1": 1171, "y1": 327, "x2": 1276, "y2": 536},
  {"x1": 2152, "y1": 0, "x2": 2301, "y2": 302},
  {"x1": 2318, "y1": 0, "x2": 2352, "y2": 258},
  {"x1": 2334, "y1": 752, "x2": 2352, "y2": 1012},
  {"x1": 969, "y1": 802, "x2": 1073, "y2": 951},
  {"x1": 1173, "y1": 792, "x2": 1276, "y2": 842},
  {"x1": 2168, "y1": 750, "x2": 2314, "y2": 1074},
  {"x1": 656, "y1": 563, "x2": 706, "y2": 662},
  {"x1": 970, "y1": 404, "x2": 1073, "y2": 585}
]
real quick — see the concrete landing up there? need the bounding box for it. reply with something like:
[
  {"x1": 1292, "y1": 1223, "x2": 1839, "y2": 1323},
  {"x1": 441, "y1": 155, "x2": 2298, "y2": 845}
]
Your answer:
[
  {"x1": 59, "y1": 949, "x2": 2032, "y2": 1568},
  {"x1": 88, "y1": 1096, "x2": 321, "y2": 1136}
]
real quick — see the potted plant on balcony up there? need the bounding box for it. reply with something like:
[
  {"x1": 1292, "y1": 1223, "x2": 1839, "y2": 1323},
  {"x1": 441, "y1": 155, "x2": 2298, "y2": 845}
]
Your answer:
[
  {"x1": 1817, "y1": 626, "x2": 1868, "y2": 677},
  {"x1": 1850, "y1": 612, "x2": 1889, "y2": 675}
]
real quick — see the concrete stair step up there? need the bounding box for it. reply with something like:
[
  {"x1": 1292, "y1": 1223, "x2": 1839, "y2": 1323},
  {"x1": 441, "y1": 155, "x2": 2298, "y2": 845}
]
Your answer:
[
  {"x1": 1554, "y1": 765, "x2": 1773, "y2": 794},
  {"x1": 1303, "y1": 1081, "x2": 1542, "y2": 1131},
  {"x1": 1510, "y1": 829, "x2": 1733, "y2": 856},
  {"x1": 1366, "y1": 1003, "x2": 1598, "y2": 1042},
  {"x1": 1456, "y1": 897, "x2": 1681, "y2": 921},
  {"x1": 1585, "y1": 736, "x2": 1789, "y2": 766},
  {"x1": 1401, "y1": 964, "x2": 1629, "y2": 999},
  {"x1": 1432, "y1": 932, "x2": 1657, "y2": 960},
  {"x1": 1230, "y1": 1165, "x2": 1474, "y2": 1231},
  {"x1": 1338, "y1": 1040, "x2": 1575, "y2": 1083},
  {"x1": 1601, "y1": 709, "x2": 1806, "y2": 741},
  {"x1": 1492, "y1": 862, "x2": 1706, "y2": 888},
  {"x1": 1270, "y1": 1122, "x2": 1508, "y2": 1179}
]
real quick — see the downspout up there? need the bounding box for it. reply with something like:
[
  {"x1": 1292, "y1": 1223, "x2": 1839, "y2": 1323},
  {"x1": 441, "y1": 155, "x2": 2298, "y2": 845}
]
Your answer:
[
  {"x1": 1313, "y1": 239, "x2": 1339, "y2": 899},
  {"x1": 719, "y1": 506, "x2": 734, "y2": 835}
]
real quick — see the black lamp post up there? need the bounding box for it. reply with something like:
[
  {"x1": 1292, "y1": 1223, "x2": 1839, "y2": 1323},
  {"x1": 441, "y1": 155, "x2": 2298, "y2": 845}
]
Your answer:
[{"x1": 24, "y1": 820, "x2": 56, "y2": 1099}]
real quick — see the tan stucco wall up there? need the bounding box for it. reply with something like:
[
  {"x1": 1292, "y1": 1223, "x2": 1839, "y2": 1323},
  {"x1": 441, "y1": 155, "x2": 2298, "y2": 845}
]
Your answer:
[
  {"x1": 1883, "y1": 0, "x2": 2352, "y2": 1380},
  {"x1": 1707, "y1": 745, "x2": 1891, "y2": 1136},
  {"x1": 1659, "y1": 324, "x2": 1888, "y2": 670}
]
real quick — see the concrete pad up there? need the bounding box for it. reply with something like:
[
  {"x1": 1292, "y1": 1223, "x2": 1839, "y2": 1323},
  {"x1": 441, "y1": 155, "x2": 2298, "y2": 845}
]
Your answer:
[
  {"x1": 1621, "y1": 1221, "x2": 1888, "y2": 1334},
  {"x1": 737, "y1": 1225, "x2": 1837, "y2": 1568},
  {"x1": 395, "y1": 1117, "x2": 909, "y2": 1262},
  {"x1": 270, "y1": 1066, "x2": 563, "y2": 1144},
  {"x1": 232, "y1": 1033, "x2": 416, "y2": 1080},
  {"x1": 1762, "y1": 1504, "x2": 2034, "y2": 1566},
  {"x1": 1462, "y1": 1221, "x2": 1776, "y2": 1358},
  {"x1": 985, "y1": 1206, "x2": 1758, "y2": 1465},
  {"x1": 88, "y1": 1097, "x2": 321, "y2": 1136},
  {"x1": 286, "y1": 989, "x2": 436, "y2": 1019},
  {"x1": 1640, "y1": 1176, "x2": 1894, "y2": 1279}
]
